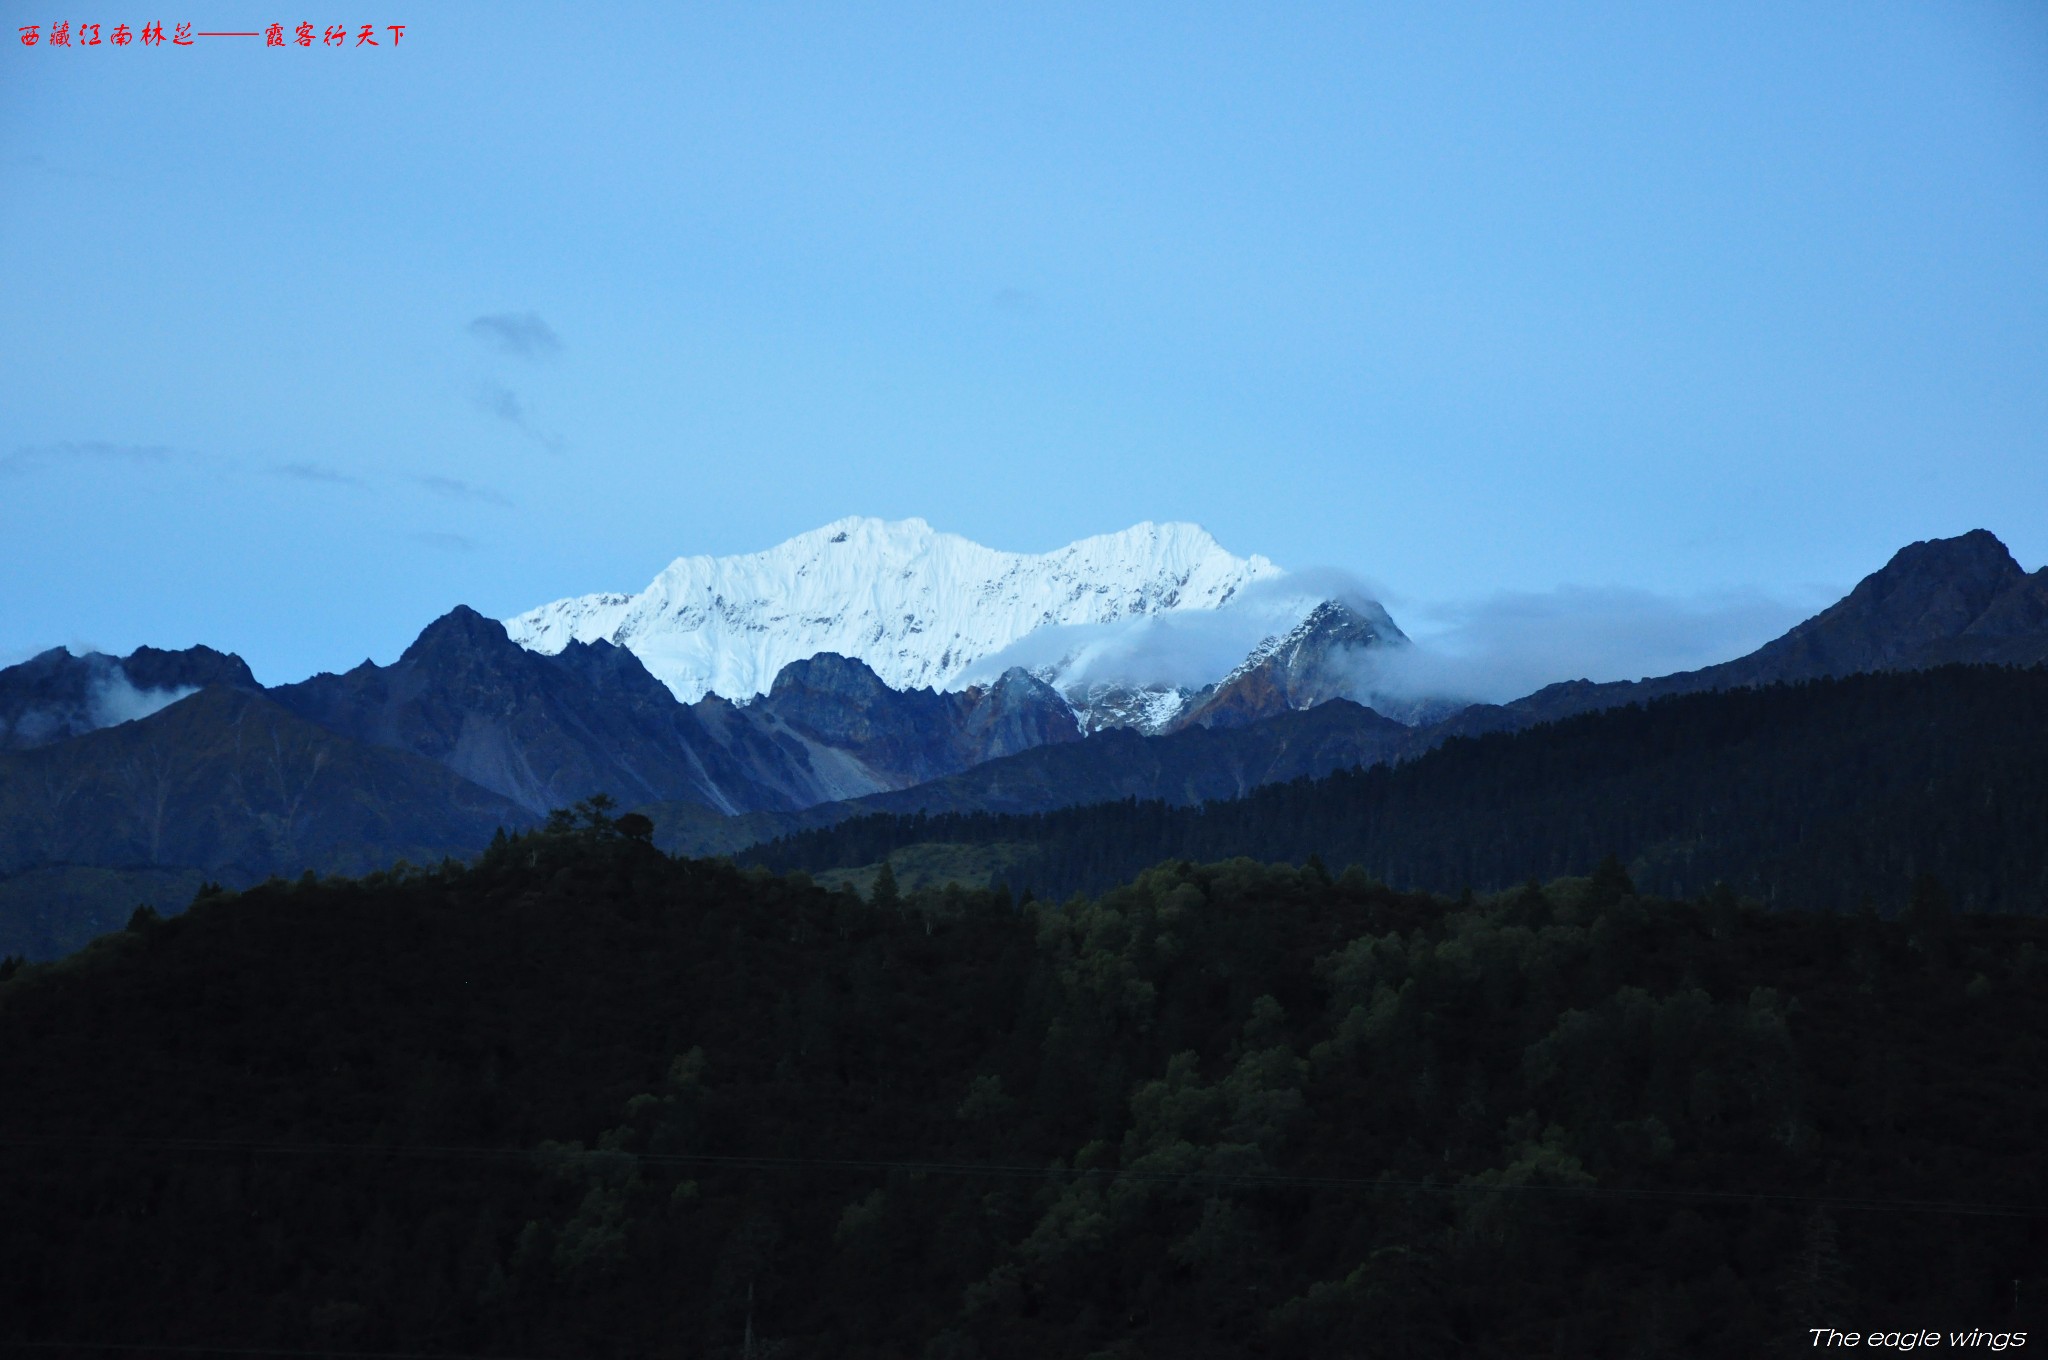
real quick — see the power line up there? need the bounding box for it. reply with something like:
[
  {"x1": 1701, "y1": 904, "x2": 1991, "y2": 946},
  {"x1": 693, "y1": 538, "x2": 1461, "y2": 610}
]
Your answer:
[{"x1": 2, "y1": 1133, "x2": 2037, "y2": 1218}]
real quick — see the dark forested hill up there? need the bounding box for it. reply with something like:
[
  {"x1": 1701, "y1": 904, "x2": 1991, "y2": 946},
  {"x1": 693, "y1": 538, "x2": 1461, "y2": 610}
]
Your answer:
[
  {"x1": 0, "y1": 816, "x2": 2040, "y2": 1356},
  {"x1": 753, "y1": 665, "x2": 2048, "y2": 914}
]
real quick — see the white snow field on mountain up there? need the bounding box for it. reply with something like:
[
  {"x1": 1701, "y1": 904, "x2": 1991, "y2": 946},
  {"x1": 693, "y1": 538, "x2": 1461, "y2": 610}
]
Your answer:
[{"x1": 505, "y1": 516, "x2": 1304, "y2": 704}]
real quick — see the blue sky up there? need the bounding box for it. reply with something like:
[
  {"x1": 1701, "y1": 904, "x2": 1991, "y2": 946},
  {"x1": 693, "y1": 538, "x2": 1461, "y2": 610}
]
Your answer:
[{"x1": 3, "y1": 2, "x2": 2044, "y2": 685}]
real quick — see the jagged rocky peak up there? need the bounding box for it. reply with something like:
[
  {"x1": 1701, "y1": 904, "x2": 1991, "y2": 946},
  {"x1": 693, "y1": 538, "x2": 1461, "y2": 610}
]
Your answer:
[
  {"x1": 766, "y1": 651, "x2": 901, "y2": 705},
  {"x1": 1173, "y1": 599, "x2": 1410, "y2": 732},
  {"x1": 1795, "y1": 529, "x2": 2021, "y2": 651},
  {"x1": 756, "y1": 652, "x2": 946, "y2": 749},
  {"x1": 0, "y1": 643, "x2": 256, "y2": 751},
  {"x1": 505, "y1": 516, "x2": 1283, "y2": 703},
  {"x1": 397, "y1": 603, "x2": 518, "y2": 663},
  {"x1": 753, "y1": 652, "x2": 1081, "y2": 780},
  {"x1": 1730, "y1": 529, "x2": 2048, "y2": 680},
  {"x1": 958, "y1": 667, "x2": 1084, "y2": 759}
]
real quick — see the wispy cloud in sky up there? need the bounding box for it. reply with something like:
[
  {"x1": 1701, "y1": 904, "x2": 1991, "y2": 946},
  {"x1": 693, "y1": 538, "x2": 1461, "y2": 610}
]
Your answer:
[
  {"x1": 270, "y1": 460, "x2": 368, "y2": 487},
  {"x1": 1, "y1": 440, "x2": 189, "y2": 475},
  {"x1": 411, "y1": 531, "x2": 476, "y2": 552},
  {"x1": 477, "y1": 380, "x2": 525, "y2": 424},
  {"x1": 467, "y1": 311, "x2": 561, "y2": 360},
  {"x1": 471, "y1": 380, "x2": 566, "y2": 453},
  {"x1": 414, "y1": 475, "x2": 513, "y2": 507}
]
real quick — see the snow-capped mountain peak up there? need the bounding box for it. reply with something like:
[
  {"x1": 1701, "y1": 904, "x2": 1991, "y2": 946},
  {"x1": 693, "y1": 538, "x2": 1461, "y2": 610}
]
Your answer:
[{"x1": 506, "y1": 517, "x2": 1284, "y2": 703}]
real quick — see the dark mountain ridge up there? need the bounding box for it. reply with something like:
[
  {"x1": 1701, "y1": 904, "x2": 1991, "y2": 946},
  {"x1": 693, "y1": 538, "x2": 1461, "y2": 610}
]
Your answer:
[
  {"x1": 4, "y1": 528, "x2": 2045, "y2": 957},
  {"x1": 0, "y1": 613, "x2": 1096, "y2": 955},
  {"x1": 0, "y1": 686, "x2": 530, "y2": 887},
  {"x1": 661, "y1": 530, "x2": 2048, "y2": 857},
  {"x1": 270, "y1": 608, "x2": 1085, "y2": 818},
  {"x1": 270, "y1": 606, "x2": 821, "y2": 817},
  {"x1": 753, "y1": 662, "x2": 2048, "y2": 915},
  {"x1": 1475, "y1": 529, "x2": 2048, "y2": 731},
  {"x1": 0, "y1": 643, "x2": 258, "y2": 750}
]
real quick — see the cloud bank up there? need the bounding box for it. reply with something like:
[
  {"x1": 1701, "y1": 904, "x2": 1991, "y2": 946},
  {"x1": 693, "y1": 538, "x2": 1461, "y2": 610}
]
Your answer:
[
  {"x1": 1365, "y1": 585, "x2": 1817, "y2": 706},
  {"x1": 956, "y1": 567, "x2": 1818, "y2": 713}
]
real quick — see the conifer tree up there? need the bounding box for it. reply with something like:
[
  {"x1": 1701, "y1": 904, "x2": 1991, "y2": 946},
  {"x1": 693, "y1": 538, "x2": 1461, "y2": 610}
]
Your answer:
[{"x1": 870, "y1": 859, "x2": 901, "y2": 910}]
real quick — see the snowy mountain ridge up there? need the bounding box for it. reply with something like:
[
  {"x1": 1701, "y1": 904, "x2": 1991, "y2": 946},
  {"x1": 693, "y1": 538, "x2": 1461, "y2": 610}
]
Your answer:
[{"x1": 506, "y1": 517, "x2": 1284, "y2": 704}]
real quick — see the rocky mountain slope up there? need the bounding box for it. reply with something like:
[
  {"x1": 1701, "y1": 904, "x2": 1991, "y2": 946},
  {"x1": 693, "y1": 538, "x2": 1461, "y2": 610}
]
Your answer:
[{"x1": 0, "y1": 686, "x2": 531, "y2": 889}]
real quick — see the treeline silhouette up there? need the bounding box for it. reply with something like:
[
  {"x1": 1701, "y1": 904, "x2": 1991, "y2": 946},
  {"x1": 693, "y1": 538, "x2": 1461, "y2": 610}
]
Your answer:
[
  {"x1": 0, "y1": 799, "x2": 2042, "y2": 1356},
  {"x1": 752, "y1": 665, "x2": 2048, "y2": 914}
]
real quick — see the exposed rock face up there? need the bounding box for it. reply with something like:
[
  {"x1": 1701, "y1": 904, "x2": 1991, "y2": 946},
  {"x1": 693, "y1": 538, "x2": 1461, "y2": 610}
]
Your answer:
[
  {"x1": 1053, "y1": 681, "x2": 1200, "y2": 735},
  {"x1": 1172, "y1": 600, "x2": 1409, "y2": 731},
  {"x1": 955, "y1": 668, "x2": 1083, "y2": 762},
  {"x1": 1958, "y1": 569, "x2": 2048, "y2": 637},
  {"x1": 0, "y1": 645, "x2": 258, "y2": 751},
  {"x1": 119, "y1": 646, "x2": 260, "y2": 693}
]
